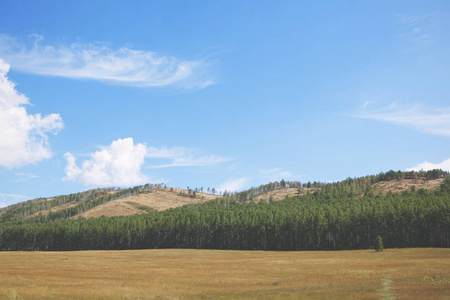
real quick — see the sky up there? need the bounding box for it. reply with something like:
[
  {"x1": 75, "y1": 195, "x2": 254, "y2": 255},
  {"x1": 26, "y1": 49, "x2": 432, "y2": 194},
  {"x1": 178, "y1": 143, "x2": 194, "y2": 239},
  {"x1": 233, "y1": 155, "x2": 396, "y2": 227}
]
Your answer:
[{"x1": 1, "y1": 1, "x2": 450, "y2": 207}]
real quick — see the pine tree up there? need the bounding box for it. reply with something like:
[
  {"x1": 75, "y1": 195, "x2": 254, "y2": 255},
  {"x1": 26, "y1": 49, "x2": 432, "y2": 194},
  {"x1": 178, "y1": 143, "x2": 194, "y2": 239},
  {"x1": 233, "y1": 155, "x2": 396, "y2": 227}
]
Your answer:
[{"x1": 375, "y1": 235, "x2": 383, "y2": 252}]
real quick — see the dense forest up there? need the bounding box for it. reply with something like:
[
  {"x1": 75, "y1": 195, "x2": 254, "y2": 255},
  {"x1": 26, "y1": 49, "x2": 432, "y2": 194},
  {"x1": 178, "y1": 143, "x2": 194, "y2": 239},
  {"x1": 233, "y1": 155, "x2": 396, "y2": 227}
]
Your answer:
[{"x1": 0, "y1": 170, "x2": 449, "y2": 251}]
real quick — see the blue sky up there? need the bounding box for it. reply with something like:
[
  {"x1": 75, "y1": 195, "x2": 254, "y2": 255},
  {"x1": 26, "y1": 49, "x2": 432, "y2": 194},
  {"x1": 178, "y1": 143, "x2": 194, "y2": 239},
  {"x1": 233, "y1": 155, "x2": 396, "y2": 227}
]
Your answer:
[{"x1": 1, "y1": 1, "x2": 450, "y2": 207}]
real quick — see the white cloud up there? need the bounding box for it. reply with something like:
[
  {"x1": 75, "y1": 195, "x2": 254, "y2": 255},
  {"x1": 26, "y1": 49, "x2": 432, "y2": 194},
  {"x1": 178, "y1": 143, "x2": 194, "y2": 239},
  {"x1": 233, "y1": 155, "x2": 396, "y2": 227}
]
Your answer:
[
  {"x1": 217, "y1": 177, "x2": 249, "y2": 194},
  {"x1": 228, "y1": 162, "x2": 240, "y2": 172},
  {"x1": 357, "y1": 104, "x2": 450, "y2": 137},
  {"x1": 407, "y1": 158, "x2": 450, "y2": 172},
  {"x1": 0, "y1": 193, "x2": 29, "y2": 208},
  {"x1": 0, "y1": 34, "x2": 214, "y2": 89},
  {"x1": 146, "y1": 146, "x2": 186, "y2": 159},
  {"x1": 258, "y1": 168, "x2": 304, "y2": 182},
  {"x1": 397, "y1": 14, "x2": 433, "y2": 47},
  {"x1": 63, "y1": 138, "x2": 148, "y2": 186},
  {"x1": 147, "y1": 147, "x2": 230, "y2": 168},
  {"x1": 150, "y1": 155, "x2": 229, "y2": 168},
  {"x1": 15, "y1": 172, "x2": 38, "y2": 181},
  {"x1": 0, "y1": 59, "x2": 63, "y2": 168},
  {"x1": 361, "y1": 100, "x2": 371, "y2": 108},
  {"x1": 64, "y1": 138, "x2": 229, "y2": 186}
]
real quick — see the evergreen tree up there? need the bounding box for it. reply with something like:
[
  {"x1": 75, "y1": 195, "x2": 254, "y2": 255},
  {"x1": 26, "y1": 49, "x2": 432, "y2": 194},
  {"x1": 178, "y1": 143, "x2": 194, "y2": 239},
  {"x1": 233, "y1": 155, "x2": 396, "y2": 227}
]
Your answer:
[{"x1": 375, "y1": 236, "x2": 383, "y2": 252}]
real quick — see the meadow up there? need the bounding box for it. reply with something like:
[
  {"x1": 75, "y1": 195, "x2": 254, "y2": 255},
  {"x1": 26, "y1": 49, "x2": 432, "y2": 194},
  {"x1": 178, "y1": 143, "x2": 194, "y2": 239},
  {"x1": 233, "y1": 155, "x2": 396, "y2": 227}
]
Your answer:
[{"x1": 0, "y1": 248, "x2": 449, "y2": 299}]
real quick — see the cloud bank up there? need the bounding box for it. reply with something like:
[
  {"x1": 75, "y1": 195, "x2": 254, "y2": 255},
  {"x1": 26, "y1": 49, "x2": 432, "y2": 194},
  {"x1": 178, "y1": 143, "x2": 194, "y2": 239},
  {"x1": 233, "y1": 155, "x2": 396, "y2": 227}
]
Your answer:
[
  {"x1": 0, "y1": 59, "x2": 63, "y2": 168},
  {"x1": 357, "y1": 104, "x2": 450, "y2": 137},
  {"x1": 0, "y1": 34, "x2": 214, "y2": 89},
  {"x1": 407, "y1": 158, "x2": 450, "y2": 172}
]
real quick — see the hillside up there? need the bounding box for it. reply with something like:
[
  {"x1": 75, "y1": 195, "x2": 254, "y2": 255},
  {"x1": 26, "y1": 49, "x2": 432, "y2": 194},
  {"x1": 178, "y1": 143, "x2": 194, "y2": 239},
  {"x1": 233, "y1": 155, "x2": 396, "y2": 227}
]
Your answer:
[
  {"x1": 76, "y1": 188, "x2": 220, "y2": 218},
  {"x1": 0, "y1": 185, "x2": 221, "y2": 221},
  {"x1": 0, "y1": 170, "x2": 447, "y2": 221},
  {"x1": 373, "y1": 177, "x2": 445, "y2": 193},
  {"x1": 244, "y1": 177, "x2": 445, "y2": 204},
  {"x1": 0, "y1": 169, "x2": 449, "y2": 251}
]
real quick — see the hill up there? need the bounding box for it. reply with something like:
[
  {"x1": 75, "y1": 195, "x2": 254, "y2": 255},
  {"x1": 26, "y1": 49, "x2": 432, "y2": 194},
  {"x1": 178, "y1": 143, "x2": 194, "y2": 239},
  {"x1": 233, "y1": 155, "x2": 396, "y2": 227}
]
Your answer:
[
  {"x1": 0, "y1": 169, "x2": 447, "y2": 221},
  {"x1": 249, "y1": 177, "x2": 445, "y2": 204},
  {"x1": 0, "y1": 184, "x2": 222, "y2": 221},
  {"x1": 0, "y1": 169, "x2": 449, "y2": 251},
  {"x1": 76, "y1": 188, "x2": 220, "y2": 218}
]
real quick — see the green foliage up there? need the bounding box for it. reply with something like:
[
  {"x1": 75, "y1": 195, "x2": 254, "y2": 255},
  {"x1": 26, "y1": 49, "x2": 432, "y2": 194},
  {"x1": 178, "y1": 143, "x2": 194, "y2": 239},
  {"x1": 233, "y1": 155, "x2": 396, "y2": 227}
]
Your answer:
[
  {"x1": 375, "y1": 236, "x2": 383, "y2": 252},
  {"x1": 126, "y1": 202, "x2": 154, "y2": 213},
  {"x1": 0, "y1": 170, "x2": 448, "y2": 252}
]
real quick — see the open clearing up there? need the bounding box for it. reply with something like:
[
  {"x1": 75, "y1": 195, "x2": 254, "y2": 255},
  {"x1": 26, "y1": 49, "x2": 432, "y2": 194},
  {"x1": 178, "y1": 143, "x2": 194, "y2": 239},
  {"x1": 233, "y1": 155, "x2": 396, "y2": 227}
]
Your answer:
[
  {"x1": 0, "y1": 248, "x2": 448, "y2": 299},
  {"x1": 76, "y1": 188, "x2": 220, "y2": 218},
  {"x1": 374, "y1": 178, "x2": 445, "y2": 194}
]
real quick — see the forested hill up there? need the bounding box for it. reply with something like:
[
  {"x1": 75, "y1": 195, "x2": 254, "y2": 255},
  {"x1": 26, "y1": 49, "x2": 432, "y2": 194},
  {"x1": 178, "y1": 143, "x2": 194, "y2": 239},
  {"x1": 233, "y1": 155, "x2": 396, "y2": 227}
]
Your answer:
[
  {"x1": 0, "y1": 184, "x2": 220, "y2": 222},
  {"x1": 1, "y1": 169, "x2": 447, "y2": 223},
  {"x1": 0, "y1": 169, "x2": 449, "y2": 251}
]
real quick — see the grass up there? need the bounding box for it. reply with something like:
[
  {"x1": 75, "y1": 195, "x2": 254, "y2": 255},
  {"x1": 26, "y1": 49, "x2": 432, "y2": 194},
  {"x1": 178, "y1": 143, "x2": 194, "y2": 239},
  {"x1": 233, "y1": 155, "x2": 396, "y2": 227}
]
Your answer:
[
  {"x1": 423, "y1": 274, "x2": 450, "y2": 285},
  {"x1": 77, "y1": 188, "x2": 220, "y2": 218},
  {"x1": 125, "y1": 201, "x2": 155, "y2": 213},
  {"x1": 0, "y1": 248, "x2": 448, "y2": 299}
]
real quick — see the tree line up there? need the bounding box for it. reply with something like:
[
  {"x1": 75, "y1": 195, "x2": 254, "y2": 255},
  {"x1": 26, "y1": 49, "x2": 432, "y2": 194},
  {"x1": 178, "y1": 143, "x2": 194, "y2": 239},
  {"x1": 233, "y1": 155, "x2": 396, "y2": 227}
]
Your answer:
[{"x1": 0, "y1": 170, "x2": 448, "y2": 251}]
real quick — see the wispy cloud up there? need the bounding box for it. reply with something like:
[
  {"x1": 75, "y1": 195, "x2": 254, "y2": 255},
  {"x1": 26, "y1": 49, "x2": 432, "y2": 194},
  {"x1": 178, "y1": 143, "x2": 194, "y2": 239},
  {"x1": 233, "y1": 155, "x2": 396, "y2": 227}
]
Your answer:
[
  {"x1": 361, "y1": 100, "x2": 371, "y2": 108},
  {"x1": 150, "y1": 155, "x2": 230, "y2": 168},
  {"x1": 0, "y1": 59, "x2": 63, "y2": 168},
  {"x1": 357, "y1": 103, "x2": 450, "y2": 137},
  {"x1": 407, "y1": 158, "x2": 450, "y2": 172},
  {"x1": 0, "y1": 193, "x2": 29, "y2": 208},
  {"x1": 147, "y1": 147, "x2": 230, "y2": 168},
  {"x1": 397, "y1": 14, "x2": 434, "y2": 48},
  {"x1": 258, "y1": 168, "x2": 304, "y2": 182},
  {"x1": 15, "y1": 172, "x2": 38, "y2": 182},
  {"x1": 217, "y1": 177, "x2": 249, "y2": 194},
  {"x1": 0, "y1": 34, "x2": 214, "y2": 89}
]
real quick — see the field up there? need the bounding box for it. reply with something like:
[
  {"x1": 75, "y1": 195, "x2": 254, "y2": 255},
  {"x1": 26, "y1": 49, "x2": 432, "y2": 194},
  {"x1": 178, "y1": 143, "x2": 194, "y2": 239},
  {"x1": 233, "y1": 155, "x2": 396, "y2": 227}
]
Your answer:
[{"x1": 0, "y1": 249, "x2": 449, "y2": 299}]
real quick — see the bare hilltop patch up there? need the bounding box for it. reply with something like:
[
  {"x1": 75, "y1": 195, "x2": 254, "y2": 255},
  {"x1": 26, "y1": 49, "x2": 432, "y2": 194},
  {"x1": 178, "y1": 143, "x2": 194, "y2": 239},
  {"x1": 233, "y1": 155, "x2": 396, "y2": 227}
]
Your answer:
[
  {"x1": 77, "y1": 187, "x2": 220, "y2": 218},
  {"x1": 373, "y1": 178, "x2": 445, "y2": 194}
]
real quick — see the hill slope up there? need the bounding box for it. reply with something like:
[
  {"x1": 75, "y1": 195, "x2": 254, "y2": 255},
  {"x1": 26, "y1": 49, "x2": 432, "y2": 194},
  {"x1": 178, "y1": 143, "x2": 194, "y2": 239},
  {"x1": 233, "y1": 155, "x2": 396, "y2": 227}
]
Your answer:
[
  {"x1": 244, "y1": 178, "x2": 445, "y2": 204},
  {"x1": 77, "y1": 188, "x2": 220, "y2": 218},
  {"x1": 0, "y1": 185, "x2": 220, "y2": 221},
  {"x1": 0, "y1": 169, "x2": 449, "y2": 251},
  {"x1": 0, "y1": 170, "x2": 447, "y2": 221}
]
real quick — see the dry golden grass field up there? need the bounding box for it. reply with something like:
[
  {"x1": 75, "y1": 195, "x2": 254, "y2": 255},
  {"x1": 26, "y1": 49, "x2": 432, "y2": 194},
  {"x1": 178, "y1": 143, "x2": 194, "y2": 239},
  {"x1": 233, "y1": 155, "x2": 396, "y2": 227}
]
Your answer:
[{"x1": 0, "y1": 248, "x2": 449, "y2": 299}]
